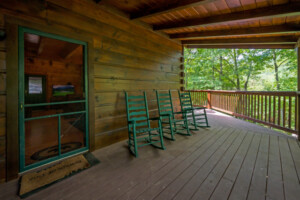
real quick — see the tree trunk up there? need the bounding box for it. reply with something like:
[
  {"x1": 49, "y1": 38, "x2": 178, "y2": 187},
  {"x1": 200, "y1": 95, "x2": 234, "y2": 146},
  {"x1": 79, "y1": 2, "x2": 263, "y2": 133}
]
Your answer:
[
  {"x1": 244, "y1": 62, "x2": 252, "y2": 91},
  {"x1": 212, "y1": 64, "x2": 215, "y2": 90},
  {"x1": 233, "y1": 49, "x2": 240, "y2": 90},
  {"x1": 219, "y1": 55, "x2": 223, "y2": 89},
  {"x1": 272, "y1": 50, "x2": 280, "y2": 90}
]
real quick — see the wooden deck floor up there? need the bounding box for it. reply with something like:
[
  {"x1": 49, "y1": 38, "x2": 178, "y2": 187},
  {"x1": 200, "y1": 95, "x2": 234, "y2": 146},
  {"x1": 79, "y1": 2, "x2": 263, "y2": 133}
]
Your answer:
[{"x1": 1, "y1": 110, "x2": 300, "y2": 200}]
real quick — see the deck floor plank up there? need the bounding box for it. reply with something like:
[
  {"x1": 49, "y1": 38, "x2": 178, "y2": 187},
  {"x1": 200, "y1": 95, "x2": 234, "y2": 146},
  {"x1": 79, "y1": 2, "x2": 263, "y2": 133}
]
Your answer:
[
  {"x1": 266, "y1": 135, "x2": 285, "y2": 200},
  {"x1": 100, "y1": 127, "x2": 224, "y2": 200},
  {"x1": 209, "y1": 132, "x2": 255, "y2": 200},
  {"x1": 55, "y1": 127, "x2": 221, "y2": 200},
  {"x1": 278, "y1": 137, "x2": 300, "y2": 200},
  {"x1": 171, "y1": 129, "x2": 241, "y2": 200},
  {"x1": 152, "y1": 129, "x2": 242, "y2": 200},
  {"x1": 227, "y1": 133, "x2": 262, "y2": 200},
  {"x1": 117, "y1": 127, "x2": 226, "y2": 200},
  {"x1": 189, "y1": 130, "x2": 247, "y2": 200},
  {"x1": 247, "y1": 134, "x2": 270, "y2": 200},
  {"x1": 0, "y1": 110, "x2": 299, "y2": 200},
  {"x1": 287, "y1": 138, "x2": 300, "y2": 183},
  {"x1": 133, "y1": 128, "x2": 234, "y2": 200}
]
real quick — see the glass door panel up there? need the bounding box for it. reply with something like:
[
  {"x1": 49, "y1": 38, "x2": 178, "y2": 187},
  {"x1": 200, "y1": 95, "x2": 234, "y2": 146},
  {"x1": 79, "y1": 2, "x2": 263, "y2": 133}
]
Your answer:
[
  {"x1": 61, "y1": 113, "x2": 86, "y2": 154},
  {"x1": 19, "y1": 27, "x2": 89, "y2": 172},
  {"x1": 25, "y1": 117, "x2": 59, "y2": 166}
]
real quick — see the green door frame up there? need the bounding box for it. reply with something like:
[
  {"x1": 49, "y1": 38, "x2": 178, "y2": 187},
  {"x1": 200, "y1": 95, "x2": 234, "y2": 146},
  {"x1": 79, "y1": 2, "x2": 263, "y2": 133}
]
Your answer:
[{"x1": 18, "y1": 26, "x2": 89, "y2": 172}]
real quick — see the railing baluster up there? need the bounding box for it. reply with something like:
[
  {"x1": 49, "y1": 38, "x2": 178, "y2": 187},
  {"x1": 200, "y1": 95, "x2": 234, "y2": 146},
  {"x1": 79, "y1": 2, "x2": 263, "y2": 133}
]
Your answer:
[
  {"x1": 278, "y1": 96, "x2": 281, "y2": 126},
  {"x1": 295, "y1": 96, "x2": 297, "y2": 131},
  {"x1": 256, "y1": 95, "x2": 260, "y2": 119},
  {"x1": 273, "y1": 96, "x2": 276, "y2": 124},
  {"x1": 187, "y1": 90, "x2": 297, "y2": 135},
  {"x1": 289, "y1": 96, "x2": 291, "y2": 129},
  {"x1": 251, "y1": 95, "x2": 253, "y2": 118},
  {"x1": 260, "y1": 95, "x2": 264, "y2": 121},
  {"x1": 227, "y1": 94, "x2": 229, "y2": 111},
  {"x1": 269, "y1": 95, "x2": 271, "y2": 123},
  {"x1": 246, "y1": 94, "x2": 248, "y2": 116},
  {"x1": 283, "y1": 96, "x2": 286, "y2": 128},
  {"x1": 265, "y1": 95, "x2": 267, "y2": 122}
]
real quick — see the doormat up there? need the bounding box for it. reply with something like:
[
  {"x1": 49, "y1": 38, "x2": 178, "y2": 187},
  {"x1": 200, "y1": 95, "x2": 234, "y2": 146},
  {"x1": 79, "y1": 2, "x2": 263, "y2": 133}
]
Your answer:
[
  {"x1": 31, "y1": 142, "x2": 82, "y2": 161},
  {"x1": 19, "y1": 153, "x2": 100, "y2": 198}
]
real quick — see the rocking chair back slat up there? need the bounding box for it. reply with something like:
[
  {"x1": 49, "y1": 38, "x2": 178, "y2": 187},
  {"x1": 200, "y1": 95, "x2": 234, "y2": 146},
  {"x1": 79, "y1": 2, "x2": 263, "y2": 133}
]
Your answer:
[
  {"x1": 178, "y1": 90, "x2": 210, "y2": 130},
  {"x1": 156, "y1": 91, "x2": 175, "y2": 118},
  {"x1": 156, "y1": 90, "x2": 191, "y2": 140},
  {"x1": 129, "y1": 111, "x2": 147, "y2": 117},
  {"x1": 135, "y1": 122, "x2": 148, "y2": 127},
  {"x1": 128, "y1": 95, "x2": 144, "y2": 100},
  {"x1": 128, "y1": 100, "x2": 145, "y2": 105},
  {"x1": 159, "y1": 93, "x2": 170, "y2": 97},
  {"x1": 126, "y1": 92, "x2": 150, "y2": 129},
  {"x1": 130, "y1": 116, "x2": 148, "y2": 121},
  {"x1": 125, "y1": 91, "x2": 165, "y2": 157},
  {"x1": 129, "y1": 106, "x2": 147, "y2": 111}
]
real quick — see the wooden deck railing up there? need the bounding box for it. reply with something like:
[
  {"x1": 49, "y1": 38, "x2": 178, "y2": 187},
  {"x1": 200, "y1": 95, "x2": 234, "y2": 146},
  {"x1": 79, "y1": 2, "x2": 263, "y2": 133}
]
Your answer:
[{"x1": 188, "y1": 90, "x2": 299, "y2": 137}]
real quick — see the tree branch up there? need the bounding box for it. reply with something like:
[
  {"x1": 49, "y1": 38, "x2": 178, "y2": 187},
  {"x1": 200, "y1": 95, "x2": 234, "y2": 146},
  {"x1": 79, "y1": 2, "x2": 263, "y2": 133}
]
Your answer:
[
  {"x1": 212, "y1": 66, "x2": 237, "y2": 86},
  {"x1": 278, "y1": 58, "x2": 289, "y2": 67}
]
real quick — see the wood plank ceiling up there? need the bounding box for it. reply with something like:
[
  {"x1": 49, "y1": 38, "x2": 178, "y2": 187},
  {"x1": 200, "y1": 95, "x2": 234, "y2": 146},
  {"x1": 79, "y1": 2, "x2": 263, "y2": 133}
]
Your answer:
[{"x1": 97, "y1": 0, "x2": 300, "y2": 49}]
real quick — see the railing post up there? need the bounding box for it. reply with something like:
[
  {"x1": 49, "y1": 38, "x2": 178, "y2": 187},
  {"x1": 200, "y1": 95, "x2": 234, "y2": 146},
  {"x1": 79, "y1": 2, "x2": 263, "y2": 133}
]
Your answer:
[
  {"x1": 207, "y1": 91, "x2": 212, "y2": 109},
  {"x1": 297, "y1": 40, "x2": 300, "y2": 140},
  {"x1": 297, "y1": 94, "x2": 300, "y2": 140}
]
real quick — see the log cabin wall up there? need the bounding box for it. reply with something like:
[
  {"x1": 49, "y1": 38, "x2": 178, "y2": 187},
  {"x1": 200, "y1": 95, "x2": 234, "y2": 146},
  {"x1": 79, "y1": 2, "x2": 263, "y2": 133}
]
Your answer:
[
  {"x1": 0, "y1": 13, "x2": 6, "y2": 183},
  {"x1": 0, "y1": 0, "x2": 182, "y2": 181}
]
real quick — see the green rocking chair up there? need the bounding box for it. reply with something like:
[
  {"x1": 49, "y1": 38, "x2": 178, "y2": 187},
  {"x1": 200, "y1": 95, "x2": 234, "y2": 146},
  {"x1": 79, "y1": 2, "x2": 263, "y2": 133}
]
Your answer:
[
  {"x1": 125, "y1": 91, "x2": 165, "y2": 157},
  {"x1": 178, "y1": 90, "x2": 210, "y2": 130},
  {"x1": 156, "y1": 90, "x2": 191, "y2": 141}
]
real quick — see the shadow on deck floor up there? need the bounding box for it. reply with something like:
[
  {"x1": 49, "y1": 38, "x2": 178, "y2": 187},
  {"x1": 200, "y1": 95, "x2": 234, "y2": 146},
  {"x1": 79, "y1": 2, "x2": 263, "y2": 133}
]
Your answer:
[{"x1": 1, "y1": 110, "x2": 300, "y2": 200}]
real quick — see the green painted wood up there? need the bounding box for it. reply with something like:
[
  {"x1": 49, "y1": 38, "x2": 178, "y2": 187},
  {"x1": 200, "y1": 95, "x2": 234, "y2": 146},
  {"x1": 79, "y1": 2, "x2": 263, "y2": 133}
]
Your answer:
[
  {"x1": 129, "y1": 111, "x2": 147, "y2": 117},
  {"x1": 128, "y1": 100, "x2": 145, "y2": 105},
  {"x1": 18, "y1": 26, "x2": 89, "y2": 172},
  {"x1": 178, "y1": 90, "x2": 210, "y2": 130},
  {"x1": 156, "y1": 90, "x2": 191, "y2": 140},
  {"x1": 125, "y1": 91, "x2": 165, "y2": 157},
  {"x1": 128, "y1": 106, "x2": 147, "y2": 111},
  {"x1": 25, "y1": 100, "x2": 86, "y2": 107},
  {"x1": 127, "y1": 95, "x2": 144, "y2": 100},
  {"x1": 130, "y1": 117, "x2": 148, "y2": 121}
]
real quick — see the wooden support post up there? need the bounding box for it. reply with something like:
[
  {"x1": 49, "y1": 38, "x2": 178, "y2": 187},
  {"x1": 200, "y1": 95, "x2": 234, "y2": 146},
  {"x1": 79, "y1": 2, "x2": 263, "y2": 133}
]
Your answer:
[
  {"x1": 207, "y1": 91, "x2": 212, "y2": 109},
  {"x1": 297, "y1": 38, "x2": 300, "y2": 140}
]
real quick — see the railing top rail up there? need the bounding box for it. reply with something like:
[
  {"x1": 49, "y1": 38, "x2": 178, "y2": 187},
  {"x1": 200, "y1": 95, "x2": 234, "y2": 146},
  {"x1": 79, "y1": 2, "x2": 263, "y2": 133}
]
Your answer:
[{"x1": 186, "y1": 90, "x2": 298, "y2": 96}]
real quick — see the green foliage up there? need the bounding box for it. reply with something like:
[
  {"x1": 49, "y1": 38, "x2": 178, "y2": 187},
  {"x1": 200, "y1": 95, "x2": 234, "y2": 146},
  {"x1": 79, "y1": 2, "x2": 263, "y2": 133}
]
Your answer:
[{"x1": 184, "y1": 48, "x2": 297, "y2": 91}]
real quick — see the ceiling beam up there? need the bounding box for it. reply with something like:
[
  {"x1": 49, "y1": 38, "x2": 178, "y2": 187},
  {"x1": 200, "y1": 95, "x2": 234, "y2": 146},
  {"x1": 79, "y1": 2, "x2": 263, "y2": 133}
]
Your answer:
[
  {"x1": 186, "y1": 44, "x2": 296, "y2": 49},
  {"x1": 296, "y1": 37, "x2": 300, "y2": 48},
  {"x1": 60, "y1": 43, "x2": 81, "y2": 59},
  {"x1": 154, "y1": 3, "x2": 300, "y2": 30},
  {"x1": 131, "y1": 0, "x2": 217, "y2": 20},
  {"x1": 170, "y1": 25, "x2": 300, "y2": 39},
  {"x1": 182, "y1": 36, "x2": 297, "y2": 45},
  {"x1": 36, "y1": 37, "x2": 45, "y2": 56}
]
